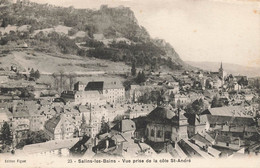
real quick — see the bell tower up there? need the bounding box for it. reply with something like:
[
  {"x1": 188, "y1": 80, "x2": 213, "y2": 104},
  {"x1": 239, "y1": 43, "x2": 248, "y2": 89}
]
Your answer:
[{"x1": 219, "y1": 62, "x2": 224, "y2": 79}]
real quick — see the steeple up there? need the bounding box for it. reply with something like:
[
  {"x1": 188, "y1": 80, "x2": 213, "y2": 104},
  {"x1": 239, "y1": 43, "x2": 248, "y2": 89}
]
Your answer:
[{"x1": 220, "y1": 62, "x2": 223, "y2": 71}]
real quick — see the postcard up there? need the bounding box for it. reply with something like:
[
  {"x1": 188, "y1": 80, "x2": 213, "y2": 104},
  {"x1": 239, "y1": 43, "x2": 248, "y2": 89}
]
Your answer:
[{"x1": 0, "y1": 0, "x2": 259, "y2": 167}]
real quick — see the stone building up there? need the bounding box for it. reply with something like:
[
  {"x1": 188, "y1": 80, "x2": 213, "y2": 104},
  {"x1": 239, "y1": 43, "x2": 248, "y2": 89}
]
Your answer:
[{"x1": 145, "y1": 105, "x2": 188, "y2": 143}]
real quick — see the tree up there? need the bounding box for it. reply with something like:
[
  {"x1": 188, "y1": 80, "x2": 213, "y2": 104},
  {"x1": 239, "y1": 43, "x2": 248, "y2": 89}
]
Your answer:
[
  {"x1": 52, "y1": 71, "x2": 68, "y2": 93},
  {"x1": 131, "y1": 60, "x2": 136, "y2": 76},
  {"x1": 135, "y1": 71, "x2": 146, "y2": 84},
  {"x1": 211, "y1": 95, "x2": 225, "y2": 108},
  {"x1": 186, "y1": 98, "x2": 209, "y2": 115},
  {"x1": 29, "y1": 68, "x2": 35, "y2": 78},
  {"x1": 0, "y1": 122, "x2": 12, "y2": 145},
  {"x1": 34, "y1": 69, "x2": 40, "y2": 80},
  {"x1": 16, "y1": 130, "x2": 48, "y2": 149},
  {"x1": 238, "y1": 77, "x2": 248, "y2": 87},
  {"x1": 0, "y1": 37, "x2": 8, "y2": 45}
]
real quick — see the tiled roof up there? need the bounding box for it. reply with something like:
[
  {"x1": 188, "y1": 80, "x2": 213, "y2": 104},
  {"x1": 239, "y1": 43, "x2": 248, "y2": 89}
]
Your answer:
[
  {"x1": 75, "y1": 81, "x2": 84, "y2": 85},
  {"x1": 191, "y1": 133, "x2": 212, "y2": 146},
  {"x1": 44, "y1": 115, "x2": 61, "y2": 134},
  {"x1": 70, "y1": 135, "x2": 92, "y2": 156},
  {"x1": 205, "y1": 114, "x2": 255, "y2": 126},
  {"x1": 147, "y1": 106, "x2": 175, "y2": 120},
  {"x1": 85, "y1": 81, "x2": 104, "y2": 91},
  {"x1": 215, "y1": 135, "x2": 239, "y2": 144},
  {"x1": 202, "y1": 106, "x2": 252, "y2": 118},
  {"x1": 112, "y1": 119, "x2": 136, "y2": 133},
  {"x1": 177, "y1": 139, "x2": 202, "y2": 158},
  {"x1": 146, "y1": 106, "x2": 183, "y2": 125}
]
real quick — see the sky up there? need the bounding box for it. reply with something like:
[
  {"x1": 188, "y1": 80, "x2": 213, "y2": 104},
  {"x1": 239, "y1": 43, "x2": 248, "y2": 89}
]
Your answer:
[{"x1": 30, "y1": 0, "x2": 260, "y2": 68}]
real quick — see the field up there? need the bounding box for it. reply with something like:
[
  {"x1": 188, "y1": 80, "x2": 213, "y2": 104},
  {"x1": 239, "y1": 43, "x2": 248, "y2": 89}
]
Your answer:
[{"x1": 0, "y1": 51, "x2": 131, "y2": 75}]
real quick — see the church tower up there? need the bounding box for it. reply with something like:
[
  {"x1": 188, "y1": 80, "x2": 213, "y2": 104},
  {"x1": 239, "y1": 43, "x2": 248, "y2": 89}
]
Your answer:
[{"x1": 218, "y1": 62, "x2": 225, "y2": 85}]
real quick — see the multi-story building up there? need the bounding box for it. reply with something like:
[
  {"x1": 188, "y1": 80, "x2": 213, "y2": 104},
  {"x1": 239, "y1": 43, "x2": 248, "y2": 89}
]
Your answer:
[
  {"x1": 73, "y1": 80, "x2": 125, "y2": 105},
  {"x1": 61, "y1": 90, "x2": 106, "y2": 106},
  {"x1": 200, "y1": 106, "x2": 257, "y2": 143},
  {"x1": 44, "y1": 113, "x2": 80, "y2": 140},
  {"x1": 173, "y1": 94, "x2": 191, "y2": 107},
  {"x1": 145, "y1": 105, "x2": 188, "y2": 143}
]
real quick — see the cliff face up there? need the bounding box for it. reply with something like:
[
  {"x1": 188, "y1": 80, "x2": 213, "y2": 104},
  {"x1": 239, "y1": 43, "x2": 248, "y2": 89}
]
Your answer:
[
  {"x1": 0, "y1": 3, "x2": 187, "y2": 70},
  {"x1": 152, "y1": 39, "x2": 184, "y2": 66},
  {"x1": 92, "y1": 5, "x2": 150, "y2": 41}
]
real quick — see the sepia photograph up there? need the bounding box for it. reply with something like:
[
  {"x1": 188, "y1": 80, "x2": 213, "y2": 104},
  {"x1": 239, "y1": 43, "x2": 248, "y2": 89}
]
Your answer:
[{"x1": 0, "y1": 0, "x2": 259, "y2": 167}]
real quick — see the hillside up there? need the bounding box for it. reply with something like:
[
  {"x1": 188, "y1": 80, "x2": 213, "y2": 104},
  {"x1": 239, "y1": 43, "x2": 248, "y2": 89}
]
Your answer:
[
  {"x1": 0, "y1": 1, "x2": 188, "y2": 71},
  {"x1": 186, "y1": 61, "x2": 260, "y2": 77},
  {"x1": 0, "y1": 51, "x2": 132, "y2": 75}
]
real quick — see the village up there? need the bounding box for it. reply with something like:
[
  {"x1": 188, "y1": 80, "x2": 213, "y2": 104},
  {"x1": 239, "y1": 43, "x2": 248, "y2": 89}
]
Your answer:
[{"x1": 0, "y1": 61, "x2": 260, "y2": 159}]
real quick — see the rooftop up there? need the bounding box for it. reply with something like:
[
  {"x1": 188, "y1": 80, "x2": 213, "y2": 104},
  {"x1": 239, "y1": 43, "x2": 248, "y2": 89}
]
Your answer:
[
  {"x1": 204, "y1": 114, "x2": 255, "y2": 126},
  {"x1": 85, "y1": 81, "x2": 104, "y2": 91},
  {"x1": 20, "y1": 138, "x2": 79, "y2": 155},
  {"x1": 44, "y1": 115, "x2": 61, "y2": 134},
  {"x1": 202, "y1": 106, "x2": 253, "y2": 118}
]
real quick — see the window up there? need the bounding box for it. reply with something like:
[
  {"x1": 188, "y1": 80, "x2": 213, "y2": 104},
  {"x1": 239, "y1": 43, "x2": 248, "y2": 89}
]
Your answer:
[
  {"x1": 151, "y1": 129, "x2": 155, "y2": 137},
  {"x1": 157, "y1": 130, "x2": 162, "y2": 138},
  {"x1": 226, "y1": 143, "x2": 229, "y2": 147},
  {"x1": 165, "y1": 131, "x2": 171, "y2": 140}
]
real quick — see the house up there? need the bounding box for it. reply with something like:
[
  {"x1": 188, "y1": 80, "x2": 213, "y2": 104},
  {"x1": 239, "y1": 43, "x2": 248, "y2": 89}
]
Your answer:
[
  {"x1": 44, "y1": 114, "x2": 80, "y2": 140},
  {"x1": 190, "y1": 133, "x2": 221, "y2": 158},
  {"x1": 79, "y1": 106, "x2": 104, "y2": 138},
  {"x1": 28, "y1": 102, "x2": 48, "y2": 132},
  {"x1": 165, "y1": 81, "x2": 180, "y2": 94},
  {"x1": 145, "y1": 105, "x2": 188, "y2": 143},
  {"x1": 201, "y1": 106, "x2": 254, "y2": 118},
  {"x1": 75, "y1": 91, "x2": 106, "y2": 106},
  {"x1": 111, "y1": 119, "x2": 136, "y2": 136},
  {"x1": 214, "y1": 135, "x2": 242, "y2": 150},
  {"x1": 187, "y1": 114, "x2": 207, "y2": 138},
  {"x1": 203, "y1": 90, "x2": 219, "y2": 100},
  {"x1": 125, "y1": 104, "x2": 155, "y2": 119},
  {"x1": 212, "y1": 76, "x2": 222, "y2": 89},
  {"x1": 173, "y1": 94, "x2": 191, "y2": 107},
  {"x1": 106, "y1": 104, "x2": 128, "y2": 121},
  {"x1": 177, "y1": 139, "x2": 212, "y2": 158},
  {"x1": 200, "y1": 106, "x2": 257, "y2": 140},
  {"x1": 129, "y1": 85, "x2": 144, "y2": 103},
  {"x1": 12, "y1": 102, "x2": 31, "y2": 143},
  {"x1": 227, "y1": 81, "x2": 242, "y2": 92},
  {"x1": 86, "y1": 81, "x2": 125, "y2": 104},
  {"x1": 74, "y1": 81, "x2": 85, "y2": 91},
  {"x1": 61, "y1": 90, "x2": 106, "y2": 106},
  {"x1": 69, "y1": 135, "x2": 94, "y2": 157},
  {"x1": 74, "y1": 80, "x2": 125, "y2": 105},
  {"x1": 93, "y1": 119, "x2": 156, "y2": 158},
  {"x1": 129, "y1": 85, "x2": 163, "y2": 103}
]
